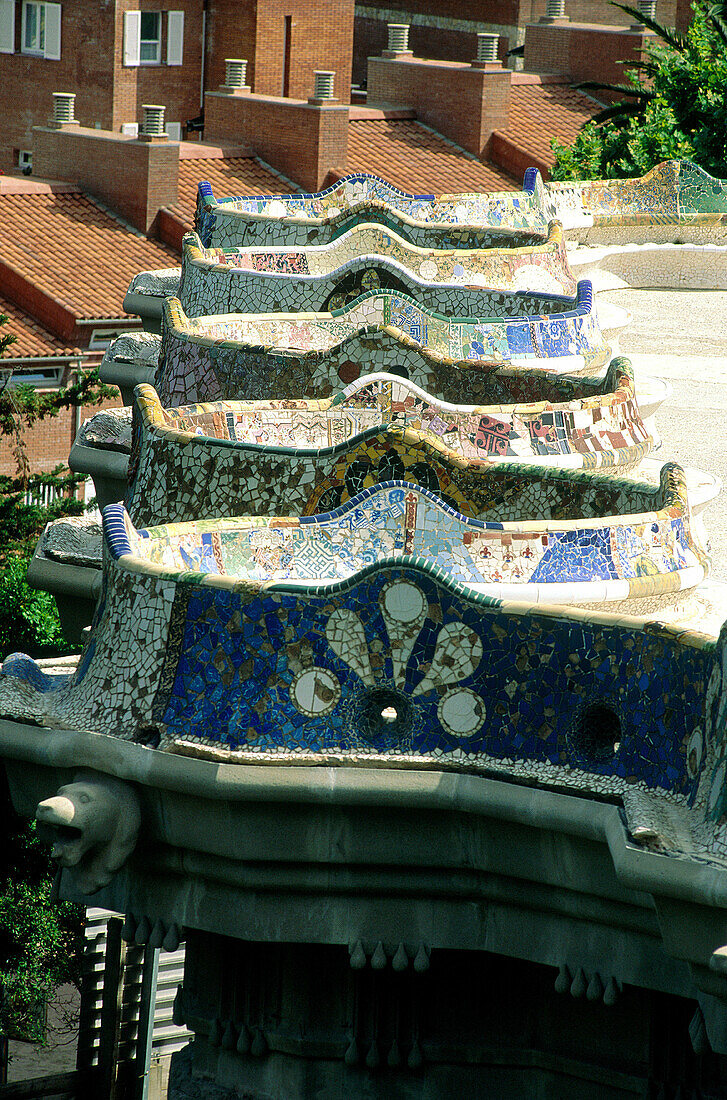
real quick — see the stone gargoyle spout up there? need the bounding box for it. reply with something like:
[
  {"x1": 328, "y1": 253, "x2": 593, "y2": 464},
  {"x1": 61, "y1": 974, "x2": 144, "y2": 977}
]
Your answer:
[{"x1": 35, "y1": 771, "x2": 141, "y2": 895}]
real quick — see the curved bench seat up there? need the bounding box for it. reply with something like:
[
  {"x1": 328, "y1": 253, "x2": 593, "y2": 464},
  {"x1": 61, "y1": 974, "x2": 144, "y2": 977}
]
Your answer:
[
  {"x1": 152, "y1": 285, "x2": 612, "y2": 406},
  {"x1": 119, "y1": 360, "x2": 652, "y2": 525},
  {"x1": 195, "y1": 170, "x2": 552, "y2": 248},
  {"x1": 177, "y1": 221, "x2": 576, "y2": 317},
  {"x1": 0, "y1": 479, "x2": 714, "y2": 811}
]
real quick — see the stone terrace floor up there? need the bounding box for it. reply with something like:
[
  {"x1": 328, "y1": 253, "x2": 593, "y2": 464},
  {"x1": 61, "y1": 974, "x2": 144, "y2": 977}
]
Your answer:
[{"x1": 604, "y1": 285, "x2": 727, "y2": 581}]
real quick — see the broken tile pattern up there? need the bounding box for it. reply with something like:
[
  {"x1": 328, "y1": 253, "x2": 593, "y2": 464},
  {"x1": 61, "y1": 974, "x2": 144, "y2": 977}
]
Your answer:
[
  {"x1": 153, "y1": 285, "x2": 609, "y2": 407},
  {"x1": 549, "y1": 159, "x2": 727, "y2": 232},
  {"x1": 124, "y1": 361, "x2": 653, "y2": 525},
  {"x1": 195, "y1": 171, "x2": 552, "y2": 249},
  {"x1": 0, "y1": 545, "x2": 720, "y2": 826},
  {"x1": 178, "y1": 222, "x2": 576, "y2": 318},
  {"x1": 117, "y1": 472, "x2": 704, "y2": 604},
  {"x1": 6, "y1": 161, "x2": 727, "y2": 872}
]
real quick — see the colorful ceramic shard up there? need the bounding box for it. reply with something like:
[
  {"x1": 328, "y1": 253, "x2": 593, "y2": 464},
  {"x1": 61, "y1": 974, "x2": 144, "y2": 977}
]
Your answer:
[
  {"x1": 195, "y1": 170, "x2": 553, "y2": 248},
  {"x1": 116, "y1": 362, "x2": 653, "y2": 525},
  {"x1": 176, "y1": 221, "x2": 576, "y2": 318},
  {"x1": 551, "y1": 160, "x2": 727, "y2": 244},
  {"x1": 149, "y1": 285, "x2": 612, "y2": 407},
  {"x1": 0, "y1": 482, "x2": 714, "y2": 806}
]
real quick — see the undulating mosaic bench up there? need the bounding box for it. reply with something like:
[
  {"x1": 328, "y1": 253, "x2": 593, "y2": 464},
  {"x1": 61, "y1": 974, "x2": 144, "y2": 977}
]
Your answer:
[
  {"x1": 119, "y1": 364, "x2": 652, "y2": 525},
  {"x1": 0, "y1": 480, "x2": 716, "y2": 836},
  {"x1": 195, "y1": 171, "x2": 553, "y2": 249},
  {"x1": 550, "y1": 160, "x2": 727, "y2": 245},
  {"x1": 175, "y1": 221, "x2": 576, "y2": 318},
  {"x1": 195, "y1": 163, "x2": 727, "y2": 254},
  {"x1": 148, "y1": 286, "x2": 611, "y2": 407}
]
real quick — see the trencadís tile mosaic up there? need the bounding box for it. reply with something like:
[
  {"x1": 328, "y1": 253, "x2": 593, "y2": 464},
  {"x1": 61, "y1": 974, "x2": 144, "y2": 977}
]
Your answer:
[
  {"x1": 178, "y1": 220, "x2": 576, "y2": 318},
  {"x1": 195, "y1": 170, "x2": 553, "y2": 248},
  {"x1": 123, "y1": 362, "x2": 653, "y2": 526},
  {"x1": 152, "y1": 285, "x2": 609, "y2": 406}
]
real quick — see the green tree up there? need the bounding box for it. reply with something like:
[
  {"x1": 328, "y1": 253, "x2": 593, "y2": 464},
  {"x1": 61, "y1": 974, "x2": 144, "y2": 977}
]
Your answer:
[
  {"x1": 0, "y1": 312, "x2": 115, "y2": 1043},
  {"x1": 550, "y1": 1, "x2": 727, "y2": 180},
  {"x1": 0, "y1": 314, "x2": 114, "y2": 656}
]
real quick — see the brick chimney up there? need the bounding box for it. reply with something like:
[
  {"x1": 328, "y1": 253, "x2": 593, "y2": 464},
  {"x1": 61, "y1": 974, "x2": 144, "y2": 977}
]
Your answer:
[
  {"x1": 366, "y1": 35, "x2": 511, "y2": 159},
  {"x1": 205, "y1": 68, "x2": 348, "y2": 192},
  {"x1": 32, "y1": 95, "x2": 178, "y2": 234}
]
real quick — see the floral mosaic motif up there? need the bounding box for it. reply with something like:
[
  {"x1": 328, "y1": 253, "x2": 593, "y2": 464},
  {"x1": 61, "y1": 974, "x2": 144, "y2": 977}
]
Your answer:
[
  {"x1": 1, "y1": 553, "x2": 721, "y2": 822},
  {"x1": 292, "y1": 580, "x2": 488, "y2": 740},
  {"x1": 153, "y1": 284, "x2": 610, "y2": 407},
  {"x1": 177, "y1": 221, "x2": 576, "y2": 318},
  {"x1": 123, "y1": 362, "x2": 653, "y2": 526}
]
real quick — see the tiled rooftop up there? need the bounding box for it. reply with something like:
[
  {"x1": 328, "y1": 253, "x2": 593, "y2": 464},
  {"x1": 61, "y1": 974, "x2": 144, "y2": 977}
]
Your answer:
[
  {"x1": 0, "y1": 292, "x2": 80, "y2": 360},
  {"x1": 170, "y1": 155, "x2": 295, "y2": 227},
  {"x1": 346, "y1": 118, "x2": 517, "y2": 193},
  {"x1": 503, "y1": 81, "x2": 599, "y2": 168},
  {"x1": 0, "y1": 190, "x2": 178, "y2": 321}
]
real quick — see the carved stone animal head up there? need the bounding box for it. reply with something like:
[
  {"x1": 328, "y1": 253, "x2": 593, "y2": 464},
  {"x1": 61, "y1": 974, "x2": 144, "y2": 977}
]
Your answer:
[{"x1": 35, "y1": 771, "x2": 141, "y2": 894}]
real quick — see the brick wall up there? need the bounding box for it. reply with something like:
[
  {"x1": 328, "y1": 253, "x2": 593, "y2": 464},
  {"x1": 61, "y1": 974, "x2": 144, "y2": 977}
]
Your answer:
[
  {"x1": 203, "y1": 0, "x2": 257, "y2": 95},
  {"x1": 0, "y1": 388, "x2": 121, "y2": 480},
  {"x1": 112, "y1": 0, "x2": 205, "y2": 134},
  {"x1": 524, "y1": 22, "x2": 655, "y2": 96},
  {"x1": 0, "y1": 0, "x2": 353, "y2": 173},
  {"x1": 32, "y1": 126, "x2": 179, "y2": 234},
  {"x1": 530, "y1": 0, "x2": 678, "y2": 26},
  {"x1": 0, "y1": 0, "x2": 115, "y2": 171},
  {"x1": 205, "y1": 91, "x2": 349, "y2": 191},
  {"x1": 254, "y1": 0, "x2": 353, "y2": 102},
  {"x1": 367, "y1": 56, "x2": 511, "y2": 158},
  {"x1": 353, "y1": 0, "x2": 684, "y2": 86},
  {"x1": 205, "y1": 0, "x2": 353, "y2": 104}
]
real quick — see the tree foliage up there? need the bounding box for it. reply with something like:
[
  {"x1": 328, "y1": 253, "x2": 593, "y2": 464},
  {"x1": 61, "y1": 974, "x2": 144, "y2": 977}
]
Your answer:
[
  {"x1": 0, "y1": 788, "x2": 81, "y2": 1042},
  {"x1": 551, "y1": 1, "x2": 727, "y2": 180},
  {"x1": 0, "y1": 314, "x2": 115, "y2": 1041}
]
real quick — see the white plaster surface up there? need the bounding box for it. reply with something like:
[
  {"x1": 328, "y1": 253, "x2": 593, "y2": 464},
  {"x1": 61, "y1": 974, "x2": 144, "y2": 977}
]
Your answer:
[{"x1": 601, "y1": 288, "x2": 727, "y2": 584}]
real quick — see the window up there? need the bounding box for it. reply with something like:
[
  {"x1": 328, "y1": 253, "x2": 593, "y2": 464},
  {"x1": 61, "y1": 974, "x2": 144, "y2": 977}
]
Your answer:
[
  {"x1": 22, "y1": 0, "x2": 43, "y2": 52},
  {"x1": 18, "y1": 150, "x2": 33, "y2": 171},
  {"x1": 123, "y1": 11, "x2": 183, "y2": 67},
  {"x1": 139, "y1": 10, "x2": 159, "y2": 63},
  {"x1": 0, "y1": 0, "x2": 15, "y2": 54},
  {"x1": 20, "y1": 1, "x2": 60, "y2": 59}
]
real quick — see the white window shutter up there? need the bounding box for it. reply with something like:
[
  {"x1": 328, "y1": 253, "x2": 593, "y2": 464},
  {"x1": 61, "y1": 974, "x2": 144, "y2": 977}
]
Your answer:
[
  {"x1": 0, "y1": 0, "x2": 15, "y2": 54},
  {"x1": 44, "y1": 3, "x2": 61, "y2": 59},
  {"x1": 123, "y1": 10, "x2": 140, "y2": 66},
  {"x1": 166, "y1": 10, "x2": 183, "y2": 65}
]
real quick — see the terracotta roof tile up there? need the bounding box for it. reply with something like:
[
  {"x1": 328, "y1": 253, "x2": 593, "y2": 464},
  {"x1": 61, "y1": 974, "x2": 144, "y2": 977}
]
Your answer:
[
  {"x1": 0, "y1": 191, "x2": 178, "y2": 321},
  {"x1": 170, "y1": 156, "x2": 295, "y2": 227},
  {"x1": 0, "y1": 293, "x2": 80, "y2": 360},
  {"x1": 346, "y1": 119, "x2": 518, "y2": 194},
  {"x1": 503, "y1": 83, "x2": 599, "y2": 167}
]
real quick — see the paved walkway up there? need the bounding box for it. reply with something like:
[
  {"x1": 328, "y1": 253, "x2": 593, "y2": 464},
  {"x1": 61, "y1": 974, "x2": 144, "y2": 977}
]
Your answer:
[{"x1": 603, "y1": 287, "x2": 727, "y2": 583}]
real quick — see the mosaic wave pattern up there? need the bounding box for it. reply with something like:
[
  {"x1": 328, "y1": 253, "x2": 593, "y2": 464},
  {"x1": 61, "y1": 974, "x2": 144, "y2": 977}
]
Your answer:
[
  {"x1": 178, "y1": 221, "x2": 576, "y2": 317},
  {"x1": 196, "y1": 163, "x2": 727, "y2": 253},
  {"x1": 154, "y1": 285, "x2": 608, "y2": 406},
  {"x1": 1, "y1": 516, "x2": 723, "y2": 837},
  {"x1": 82, "y1": 358, "x2": 664, "y2": 463},
  {"x1": 195, "y1": 171, "x2": 552, "y2": 249},
  {"x1": 124, "y1": 363, "x2": 652, "y2": 525},
  {"x1": 114, "y1": 475, "x2": 705, "y2": 606},
  {"x1": 551, "y1": 160, "x2": 727, "y2": 228}
]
